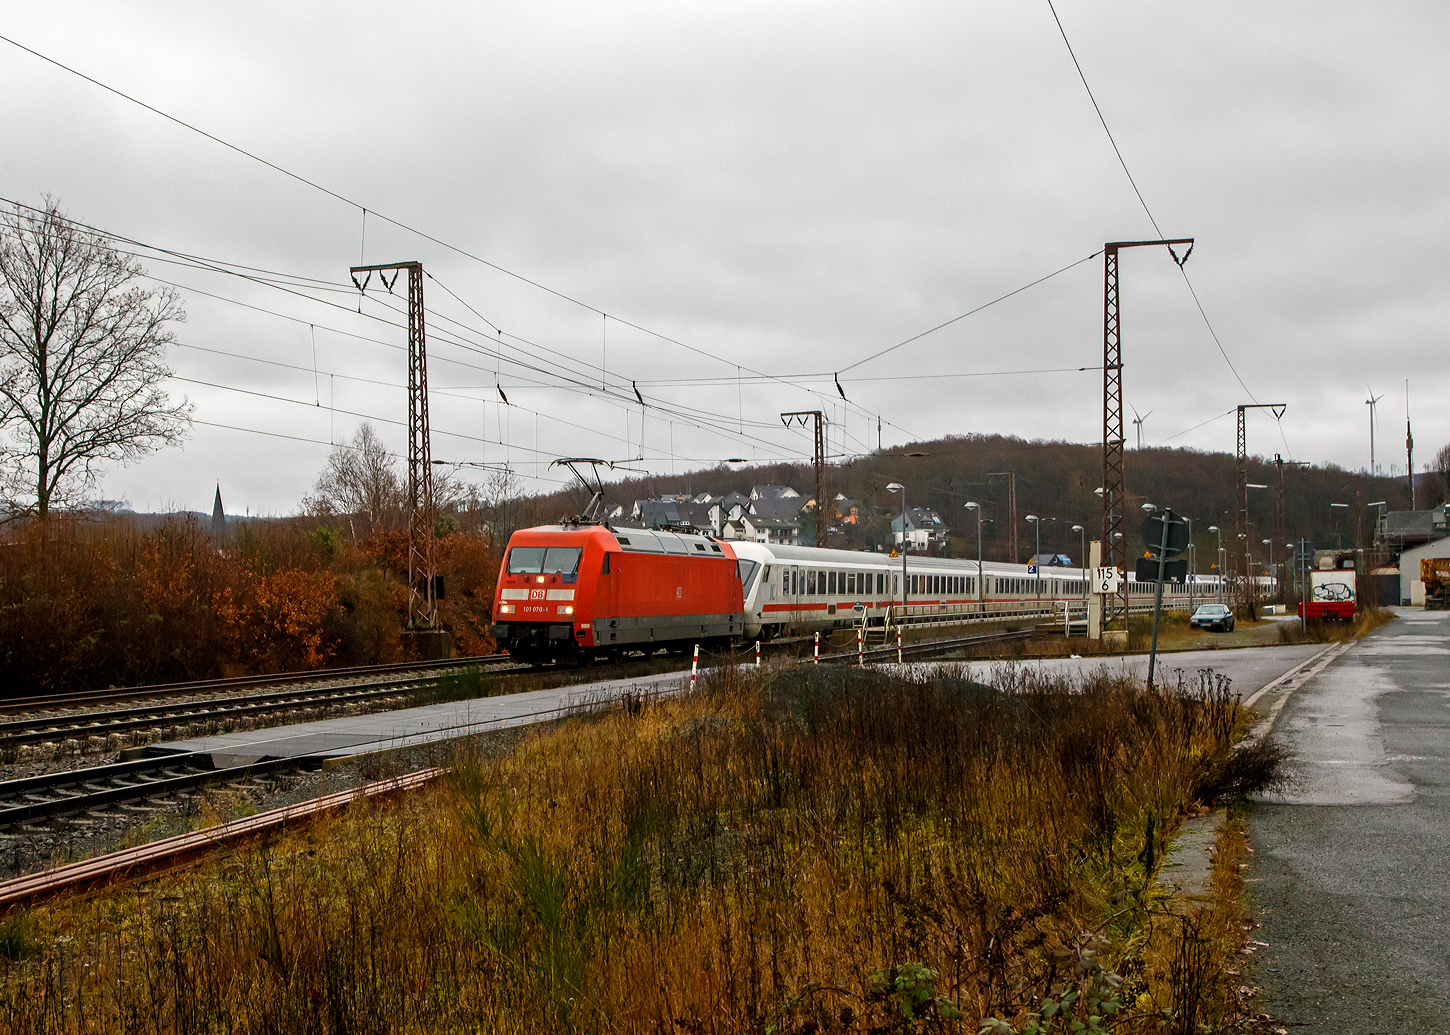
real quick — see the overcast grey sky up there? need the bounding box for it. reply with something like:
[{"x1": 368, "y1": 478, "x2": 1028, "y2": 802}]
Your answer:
[{"x1": 2, "y1": 1, "x2": 1445, "y2": 515}]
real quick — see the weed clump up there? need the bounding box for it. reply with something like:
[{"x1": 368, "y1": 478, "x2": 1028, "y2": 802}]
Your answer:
[
  {"x1": 1277, "y1": 606, "x2": 1395, "y2": 644},
  {"x1": 0, "y1": 663, "x2": 1282, "y2": 1033}
]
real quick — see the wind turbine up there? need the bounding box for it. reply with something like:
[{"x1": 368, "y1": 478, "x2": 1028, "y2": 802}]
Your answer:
[
  {"x1": 1366, "y1": 386, "x2": 1384, "y2": 475},
  {"x1": 1130, "y1": 403, "x2": 1153, "y2": 450}
]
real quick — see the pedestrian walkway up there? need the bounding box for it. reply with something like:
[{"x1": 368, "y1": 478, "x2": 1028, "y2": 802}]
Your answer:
[
  {"x1": 149, "y1": 669, "x2": 691, "y2": 768},
  {"x1": 1251, "y1": 608, "x2": 1450, "y2": 1031}
]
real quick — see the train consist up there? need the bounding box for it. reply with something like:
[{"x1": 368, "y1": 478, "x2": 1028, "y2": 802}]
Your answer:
[{"x1": 489, "y1": 523, "x2": 1264, "y2": 664}]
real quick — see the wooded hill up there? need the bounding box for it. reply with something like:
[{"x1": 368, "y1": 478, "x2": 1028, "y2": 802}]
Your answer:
[{"x1": 534, "y1": 434, "x2": 1447, "y2": 568}]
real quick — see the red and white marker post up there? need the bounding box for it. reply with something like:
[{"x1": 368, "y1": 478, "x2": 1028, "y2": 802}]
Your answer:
[
  {"x1": 755, "y1": 640, "x2": 761, "y2": 667},
  {"x1": 691, "y1": 643, "x2": 699, "y2": 688},
  {"x1": 813, "y1": 632, "x2": 819, "y2": 664},
  {"x1": 857, "y1": 626, "x2": 863, "y2": 666},
  {"x1": 896, "y1": 626, "x2": 902, "y2": 664}
]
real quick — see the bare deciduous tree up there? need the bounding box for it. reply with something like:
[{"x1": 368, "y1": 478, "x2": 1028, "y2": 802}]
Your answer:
[
  {"x1": 0, "y1": 200, "x2": 191, "y2": 518},
  {"x1": 304, "y1": 422, "x2": 404, "y2": 536},
  {"x1": 477, "y1": 465, "x2": 526, "y2": 548},
  {"x1": 1434, "y1": 441, "x2": 1450, "y2": 503}
]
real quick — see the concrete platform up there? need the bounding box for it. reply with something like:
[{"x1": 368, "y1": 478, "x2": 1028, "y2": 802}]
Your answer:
[
  {"x1": 146, "y1": 670, "x2": 691, "y2": 768},
  {"x1": 145, "y1": 643, "x2": 1325, "y2": 771}
]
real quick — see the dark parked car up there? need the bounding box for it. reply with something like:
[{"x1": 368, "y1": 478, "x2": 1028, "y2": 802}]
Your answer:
[{"x1": 1190, "y1": 603, "x2": 1235, "y2": 632}]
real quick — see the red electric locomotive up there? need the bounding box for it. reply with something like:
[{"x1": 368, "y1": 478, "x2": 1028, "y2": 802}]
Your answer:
[{"x1": 489, "y1": 524, "x2": 746, "y2": 664}]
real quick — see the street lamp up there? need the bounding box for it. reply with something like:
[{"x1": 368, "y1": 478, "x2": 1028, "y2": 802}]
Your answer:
[
  {"x1": 1184, "y1": 516, "x2": 1196, "y2": 606},
  {"x1": 887, "y1": 482, "x2": 907, "y2": 616},
  {"x1": 1209, "y1": 525, "x2": 1223, "y2": 602},
  {"x1": 1286, "y1": 540, "x2": 1296, "y2": 605},
  {"x1": 1071, "y1": 523, "x2": 1086, "y2": 613},
  {"x1": 1026, "y1": 514, "x2": 1041, "y2": 605},
  {"x1": 965, "y1": 502, "x2": 983, "y2": 606},
  {"x1": 1330, "y1": 502, "x2": 1349, "y2": 550},
  {"x1": 1262, "y1": 538, "x2": 1275, "y2": 598}
]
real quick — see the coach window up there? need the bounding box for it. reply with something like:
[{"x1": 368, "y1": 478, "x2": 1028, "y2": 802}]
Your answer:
[{"x1": 806, "y1": 570, "x2": 816, "y2": 595}]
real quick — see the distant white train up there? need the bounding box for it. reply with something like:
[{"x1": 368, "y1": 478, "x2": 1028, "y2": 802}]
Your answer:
[{"x1": 727, "y1": 540, "x2": 1261, "y2": 640}]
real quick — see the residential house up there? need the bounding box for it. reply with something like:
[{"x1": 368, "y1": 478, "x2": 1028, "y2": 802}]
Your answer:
[
  {"x1": 722, "y1": 513, "x2": 800, "y2": 545},
  {"x1": 891, "y1": 507, "x2": 947, "y2": 550}
]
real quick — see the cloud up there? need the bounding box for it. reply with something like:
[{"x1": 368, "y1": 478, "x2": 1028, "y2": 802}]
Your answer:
[{"x1": 0, "y1": 0, "x2": 1445, "y2": 513}]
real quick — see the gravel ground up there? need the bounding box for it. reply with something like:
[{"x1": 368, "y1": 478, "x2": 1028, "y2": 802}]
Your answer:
[{"x1": 0, "y1": 722, "x2": 534, "y2": 881}]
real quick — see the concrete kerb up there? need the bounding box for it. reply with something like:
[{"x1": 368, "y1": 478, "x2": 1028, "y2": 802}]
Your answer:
[{"x1": 1161, "y1": 641, "x2": 1350, "y2": 909}]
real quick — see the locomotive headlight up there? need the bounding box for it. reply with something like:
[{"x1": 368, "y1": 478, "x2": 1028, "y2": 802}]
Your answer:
[
  {"x1": 561, "y1": 605, "x2": 574, "y2": 615},
  {"x1": 499, "y1": 604, "x2": 514, "y2": 614},
  {"x1": 536, "y1": 576, "x2": 546, "y2": 584}
]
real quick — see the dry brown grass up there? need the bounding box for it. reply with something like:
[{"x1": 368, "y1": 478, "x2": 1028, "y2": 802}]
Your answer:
[
  {"x1": 0, "y1": 664, "x2": 1283, "y2": 1033},
  {"x1": 1276, "y1": 606, "x2": 1395, "y2": 645}
]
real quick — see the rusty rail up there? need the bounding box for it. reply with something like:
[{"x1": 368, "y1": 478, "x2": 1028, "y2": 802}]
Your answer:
[{"x1": 0, "y1": 767, "x2": 444, "y2": 913}]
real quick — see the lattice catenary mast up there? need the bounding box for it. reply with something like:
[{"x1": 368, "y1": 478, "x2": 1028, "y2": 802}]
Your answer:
[
  {"x1": 782, "y1": 410, "x2": 826, "y2": 547},
  {"x1": 1101, "y1": 238, "x2": 1193, "y2": 629},
  {"x1": 350, "y1": 261, "x2": 437, "y2": 631}
]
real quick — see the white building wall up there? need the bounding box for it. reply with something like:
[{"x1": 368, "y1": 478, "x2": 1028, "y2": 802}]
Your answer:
[{"x1": 1400, "y1": 537, "x2": 1450, "y2": 604}]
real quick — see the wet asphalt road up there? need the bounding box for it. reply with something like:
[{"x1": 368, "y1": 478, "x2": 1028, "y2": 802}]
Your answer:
[{"x1": 1252, "y1": 608, "x2": 1450, "y2": 1032}]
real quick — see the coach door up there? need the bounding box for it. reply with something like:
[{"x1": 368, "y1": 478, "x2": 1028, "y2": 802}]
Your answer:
[{"x1": 787, "y1": 565, "x2": 800, "y2": 631}]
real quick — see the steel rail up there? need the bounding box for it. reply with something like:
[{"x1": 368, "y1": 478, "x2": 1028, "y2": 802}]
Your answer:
[
  {"x1": 818, "y1": 628, "x2": 1034, "y2": 664},
  {"x1": 0, "y1": 753, "x2": 315, "y2": 828},
  {"x1": 0, "y1": 767, "x2": 444, "y2": 913},
  {"x1": 0, "y1": 654, "x2": 512, "y2": 715},
  {"x1": 0, "y1": 675, "x2": 448, "y2": 748}
]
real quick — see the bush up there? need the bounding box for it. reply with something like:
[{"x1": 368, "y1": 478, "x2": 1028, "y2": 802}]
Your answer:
[{"x1": 0, "y1": 517, "x2": 502, "y2": 695}]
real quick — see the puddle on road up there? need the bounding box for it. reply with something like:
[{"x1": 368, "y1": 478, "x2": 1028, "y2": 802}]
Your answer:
[{"x1": 1257, "y1": 658, "x2": 1415, "y2": 807}]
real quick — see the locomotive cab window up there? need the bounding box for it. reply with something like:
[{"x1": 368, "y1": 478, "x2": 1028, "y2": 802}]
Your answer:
[{"x1": 506, "y1": 546, "x2": 581, "y2": 575}]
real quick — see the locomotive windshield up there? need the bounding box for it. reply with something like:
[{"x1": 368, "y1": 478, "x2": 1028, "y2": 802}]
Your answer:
[
  {"x1": 737, "y1": 559, "x2": 760, "y2": 596},
  {"x1": 506, "y1": 546, "x2": 583, "y2": 576}
]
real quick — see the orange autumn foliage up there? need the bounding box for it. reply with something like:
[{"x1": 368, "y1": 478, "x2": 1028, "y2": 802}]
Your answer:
[{"x1": 0, "y1": 516, "x2": 503, "y2": 696}]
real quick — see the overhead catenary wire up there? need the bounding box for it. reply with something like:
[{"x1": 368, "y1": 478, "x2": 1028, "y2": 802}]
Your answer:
[
  {"x1": 1041, "y1": 1, "x2": 1290, "y2": 458},
  {"x1": 835, "y1": 249, "x2": 1104, "y2": 375},
  {"x1": 0, "y1": 202, "x2": 822, "y2": 467},
  {"x1": 0, "y1": 37, "x2": 900, "y2": 441}
]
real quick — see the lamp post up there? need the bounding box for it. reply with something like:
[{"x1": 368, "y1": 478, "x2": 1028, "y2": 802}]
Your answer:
[
  {"x1": 1329, "y1": 502, "x2": 1348, "y2": 550},
  {"x1": 1026, "y1": 514, "x2": 1041, "y2": 605},
  {"x1": 1185, "y1": 516, "x2": 1195, "y2": 607},
  {"x1": 1285, "y1": 541, "x2": 1294, "y2": 605},
  {"x1": 1072, "y1": 523, "x2": 1086, "y2": 615},
  {"x1": 1209, "y1": 525, "x2": 1223, "y2": 602},
  {"x1": 888, "y1": 483, "x2": 907, "y2": 619},
  {"x1": 965, "y1": 502, "x2": 983, "y2": 607}
]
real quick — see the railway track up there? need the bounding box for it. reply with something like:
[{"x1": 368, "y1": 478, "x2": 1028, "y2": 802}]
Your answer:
[
  {"x1": 0, "y1": 629, "x2": 1031, "y2": 831},
  {"x1": 0, "y1": 751, "x2": 305, "y2": 829},
  {"x1": 0, "y1": 654, "x2": 514, "y2": 716},
  {"x1": 0, "y1": 768, "x2": 444, "y2": 912},
  {"x1": 0, "y1": 671, "x2": 469, "y2": 761},
  {"x1": 818, "y1": 628, "x2": 1034, "y2": 664}
]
